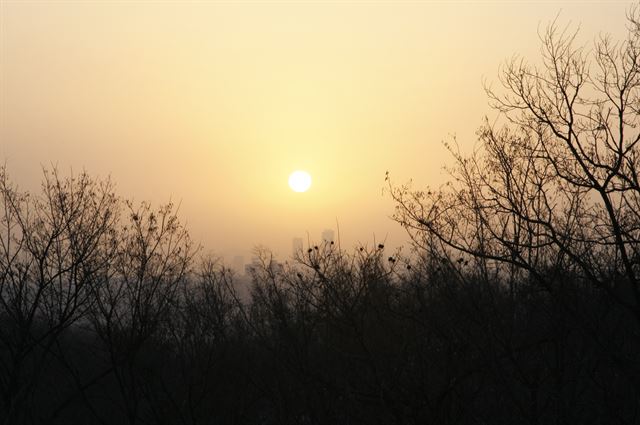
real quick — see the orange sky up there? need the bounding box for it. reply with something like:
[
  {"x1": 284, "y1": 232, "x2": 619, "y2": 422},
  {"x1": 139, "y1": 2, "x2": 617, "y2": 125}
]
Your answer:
[{"x1": 0, "y1": 0, "x2": 631, "y2": 262}]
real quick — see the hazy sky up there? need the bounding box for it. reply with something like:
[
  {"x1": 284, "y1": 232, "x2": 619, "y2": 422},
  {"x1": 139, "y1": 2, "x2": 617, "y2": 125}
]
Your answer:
[{"x1": 0, "y1": 0, "x2": 632, "y2": 261}]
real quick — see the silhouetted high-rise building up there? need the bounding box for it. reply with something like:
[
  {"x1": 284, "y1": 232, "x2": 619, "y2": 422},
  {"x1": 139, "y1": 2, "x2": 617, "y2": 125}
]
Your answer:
[
  {"x1": 231, "y1": 255, "x2": 244, "y2": 275},
  {"x1": 245, "y1": 257, "x2": 260, "y2": 276},
  {"x1": 245, "y1": 256, "x2": 283, "y2": 275},
  {"x1": 322, "y1": 229, "x2": 335, "y2": 244},
  {"x1": 292, "y1": 237, "x2": 303, "y2": 256}
]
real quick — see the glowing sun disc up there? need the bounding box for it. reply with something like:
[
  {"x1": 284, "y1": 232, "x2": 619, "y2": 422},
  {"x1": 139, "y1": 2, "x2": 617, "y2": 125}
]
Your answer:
[{"x1": 288, "y1": 171, "x2": 312, "y2": 192}]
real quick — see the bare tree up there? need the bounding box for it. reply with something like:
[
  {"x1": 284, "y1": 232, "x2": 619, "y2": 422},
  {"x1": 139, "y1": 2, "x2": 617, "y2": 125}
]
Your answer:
[
  {"x1": 387, "y1": 7, "x2": 640, "y2": 405},
  {"x1": 88, "y1": 200, "x2": 196, "y2": 424},
  {"x1": 0, "y1": 167, "x2": 119, "y2": 424},
  {"x1": 389, "y1": 8, "x2": 640, "y2": 311}
]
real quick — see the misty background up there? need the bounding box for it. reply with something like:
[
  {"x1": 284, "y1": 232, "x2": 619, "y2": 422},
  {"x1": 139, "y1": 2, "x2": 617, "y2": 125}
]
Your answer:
[{"x1": 0, "y1": 1, "x2": 628, "y2": 264}]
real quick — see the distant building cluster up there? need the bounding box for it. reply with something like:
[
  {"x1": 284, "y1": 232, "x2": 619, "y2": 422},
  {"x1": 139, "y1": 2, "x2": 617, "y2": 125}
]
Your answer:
[
  {"x1": 228, "y1": 229, "x2": 337, "y2": 276},
  {"x1": 244, "y1": 256, "x2": 284, "y2": 276},
  {"x1": 292, "y1": 228, "x2": 336, "y2": 256}
]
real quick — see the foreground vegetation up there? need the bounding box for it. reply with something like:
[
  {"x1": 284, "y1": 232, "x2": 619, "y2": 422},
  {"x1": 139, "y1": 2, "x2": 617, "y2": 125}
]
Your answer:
[
  {"x1": 0, "y1": 172, "x2": 640, "y2": 424},
  {"x1": 5, "y1": 6, "x2": 640, "y2": 425},
  {"x1": 0, "y1": 168, "x2": 638, "y2": 425}
]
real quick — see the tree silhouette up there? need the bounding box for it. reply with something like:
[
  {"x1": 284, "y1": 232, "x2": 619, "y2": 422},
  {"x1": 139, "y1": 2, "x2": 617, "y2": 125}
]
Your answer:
[
  {"x1": 388, "y1": 6, "x2": 640, "y2": 413},
  {"x1": 0, "y1": 167, "x2": 119, "y2": 424},
  {"x1": 390, "y1": 9, "x2": 640, "y2": 312}
]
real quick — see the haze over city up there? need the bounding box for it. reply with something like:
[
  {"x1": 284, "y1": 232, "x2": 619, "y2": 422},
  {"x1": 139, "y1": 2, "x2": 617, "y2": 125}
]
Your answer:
[
  {"x1": 6, "y1": 1, "x2": 640, "y2": 424},
  {"x1": 0, "y1": 1, "x2": 629, "y2": 264}
]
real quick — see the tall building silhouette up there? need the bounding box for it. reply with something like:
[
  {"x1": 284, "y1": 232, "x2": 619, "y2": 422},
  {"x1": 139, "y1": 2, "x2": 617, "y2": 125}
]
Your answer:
[
  {"x1": 292, "y1": 237, "x2": 303, "y2": 256},
  {"x1": 231, "y1": 255, "x2": 244, "y2": 275},
  {"x1": 245, "y1": 256, "x2": 260, "y2": 276},
  {"x1": 322, "y1": 229, "x2": 335, "y2": 244}
]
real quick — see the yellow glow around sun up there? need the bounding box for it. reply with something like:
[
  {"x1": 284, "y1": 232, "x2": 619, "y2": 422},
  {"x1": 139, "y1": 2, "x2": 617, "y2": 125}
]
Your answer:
[{"x1": 288, "y1": 171, "x2": 312, "y2": 192}]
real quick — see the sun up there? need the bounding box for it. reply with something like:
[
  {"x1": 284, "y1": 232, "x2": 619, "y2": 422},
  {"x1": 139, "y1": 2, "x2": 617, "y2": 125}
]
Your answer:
[{"x1": 288, "y1": 170, "x2": 312, "y2": 192}]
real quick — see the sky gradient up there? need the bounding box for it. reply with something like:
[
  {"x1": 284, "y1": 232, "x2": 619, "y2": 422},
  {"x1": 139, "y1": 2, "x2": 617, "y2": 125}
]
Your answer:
[{"x1": 0, "y1": 0, "x2": 631, "y2": 261}]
